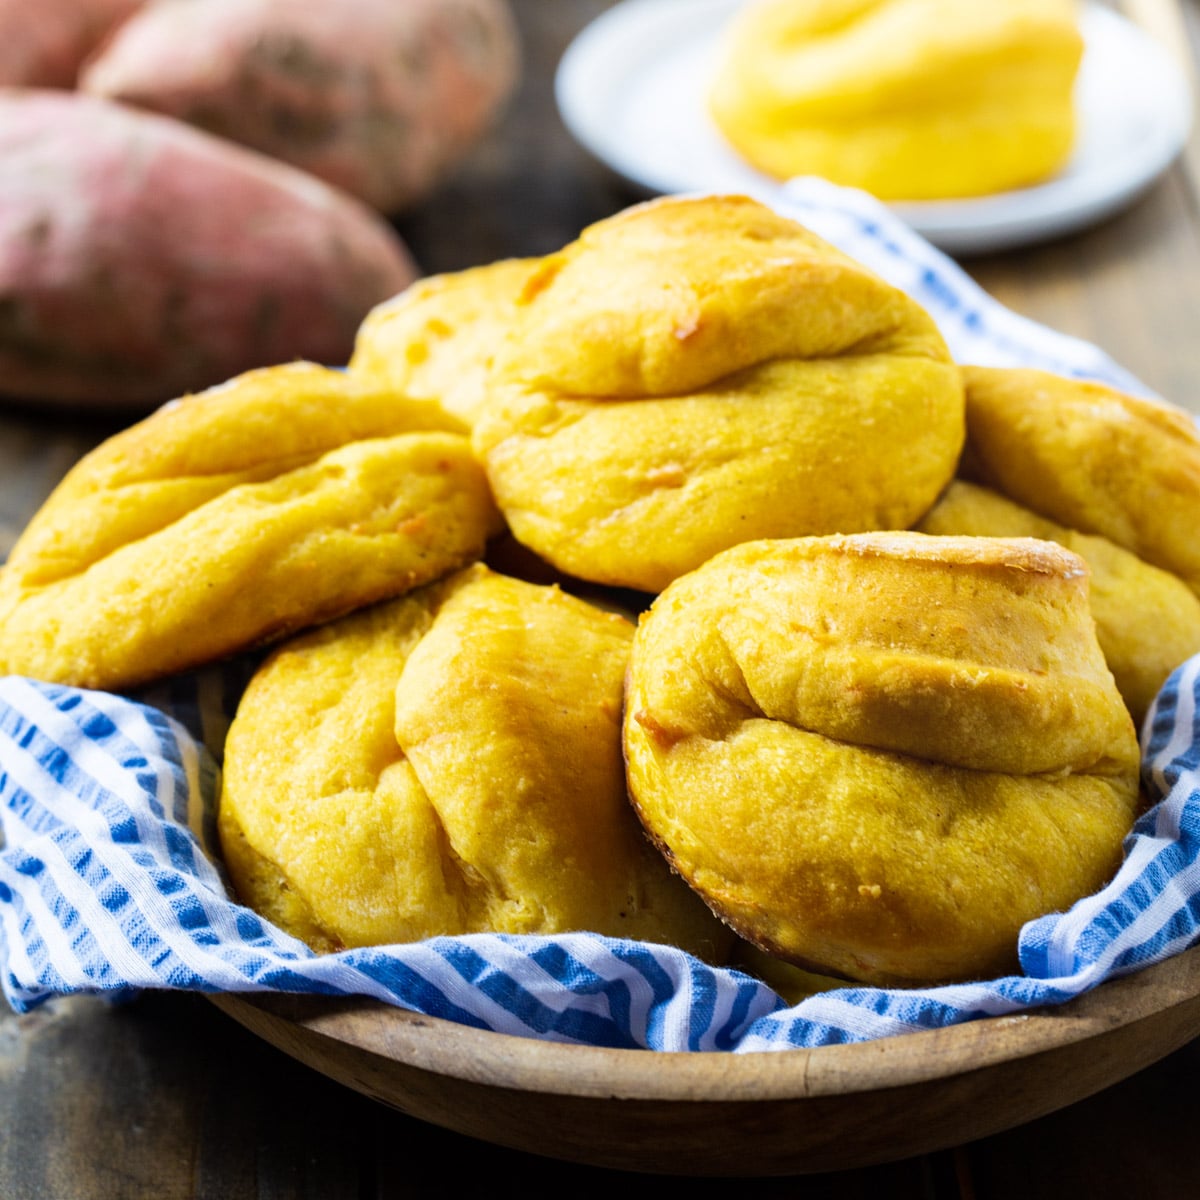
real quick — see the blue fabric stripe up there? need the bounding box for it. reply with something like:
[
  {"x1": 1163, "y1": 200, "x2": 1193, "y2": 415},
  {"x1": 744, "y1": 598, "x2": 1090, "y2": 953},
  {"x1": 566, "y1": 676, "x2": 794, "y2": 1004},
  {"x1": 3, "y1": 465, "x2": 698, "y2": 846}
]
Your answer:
[
  {"x1": 339, "y1": 947, "x2": 491, "y2": 1027},
  {"x1": 441, "y1": 942, "x2": 635, "y2": 1046}
]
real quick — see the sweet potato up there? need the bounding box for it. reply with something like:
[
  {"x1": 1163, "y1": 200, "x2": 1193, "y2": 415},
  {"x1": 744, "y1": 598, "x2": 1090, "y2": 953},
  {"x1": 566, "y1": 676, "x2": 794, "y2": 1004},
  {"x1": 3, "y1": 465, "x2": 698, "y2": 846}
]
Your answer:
[
  {"x1": 0, "y1": 90, "x2": 419, "y2": 409},
  {"x1": 0, "y1": 0, "x2": 143, "y2": 87},
  {"x1": 80, "y1": 0, "x2": 520, "y2": 213}
]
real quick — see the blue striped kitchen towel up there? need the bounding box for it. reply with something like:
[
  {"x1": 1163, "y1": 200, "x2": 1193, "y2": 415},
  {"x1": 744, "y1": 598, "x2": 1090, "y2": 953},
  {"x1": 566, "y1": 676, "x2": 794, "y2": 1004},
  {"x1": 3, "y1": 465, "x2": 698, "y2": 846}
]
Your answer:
[{"x1": 2, "y1": 179, "x2": 1199, "y2": 1051}]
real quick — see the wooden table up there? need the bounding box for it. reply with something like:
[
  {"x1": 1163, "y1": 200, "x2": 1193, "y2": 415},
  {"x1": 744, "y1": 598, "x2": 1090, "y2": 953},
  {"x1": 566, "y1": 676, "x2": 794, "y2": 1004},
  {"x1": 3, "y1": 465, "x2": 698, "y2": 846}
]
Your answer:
[{"x1": 3, "y1": 2, "x2": 1200, "y2": 1194}]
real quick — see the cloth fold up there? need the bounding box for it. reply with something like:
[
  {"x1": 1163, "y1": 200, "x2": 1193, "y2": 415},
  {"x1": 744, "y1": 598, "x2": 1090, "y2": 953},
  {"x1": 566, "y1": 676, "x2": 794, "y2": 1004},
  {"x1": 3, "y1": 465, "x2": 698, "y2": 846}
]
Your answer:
[{"x1": 3, "y1": 179, "x2": 1198, "y2": 1051}]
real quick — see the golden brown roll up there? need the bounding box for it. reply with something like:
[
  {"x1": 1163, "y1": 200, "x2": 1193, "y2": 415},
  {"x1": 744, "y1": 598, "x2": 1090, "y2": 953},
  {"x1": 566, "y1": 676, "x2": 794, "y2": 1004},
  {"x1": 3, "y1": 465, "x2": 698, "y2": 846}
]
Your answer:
[
  {"x1": 962, "y1": 366, "x2": 1200, "y2": 596},
  {"x1": 0, "y1": 362, "x2": 500, "y2": 690},
  {"x1": 219, "y1": 563, "x2": 730, "y2": 959},
  {"x1": 624, "y1": 532, "x2": 1140, "y2": 986},
  {"x1": 709, "y1": 0, "x2": 1082, "y2": 200},
  {"x1": 919, "y1": 480, "x2": 1200, "y2": 726},
  {"x1": 349, "y1": 257, "x2": 541, "y2": 432},
  {"x1": 473, "y1": 194, "x2": 964, "y2": 592}
]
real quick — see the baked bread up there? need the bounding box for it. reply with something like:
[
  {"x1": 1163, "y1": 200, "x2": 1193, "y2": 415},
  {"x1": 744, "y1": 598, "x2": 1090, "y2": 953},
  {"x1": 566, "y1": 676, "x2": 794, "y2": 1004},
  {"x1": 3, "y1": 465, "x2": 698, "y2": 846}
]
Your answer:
[
  {"x1": 0, "y1": 362, "x2": 499, "y2": 689},
  {"x1": 919, "y1": 481, "x2": 1200, "y2": 725},
  {"x1": 709, "y1": 0, "x2": 1082, "y2": 199},
  {"x1": 473, "y1": 194, "x2": 964, "y2": 592},
  {"x1": 219, "y1": 563, "x2": 730, "y2": 959},
  {"x1": 349, "y1": 257, "x2": 540, "y2": 431},
  {"x1": 624, "y1": 532, "x2": 1140, "y2": 986},
  {"x1": 961, "y1": 366, "x2": 1200, "y2": 597}
]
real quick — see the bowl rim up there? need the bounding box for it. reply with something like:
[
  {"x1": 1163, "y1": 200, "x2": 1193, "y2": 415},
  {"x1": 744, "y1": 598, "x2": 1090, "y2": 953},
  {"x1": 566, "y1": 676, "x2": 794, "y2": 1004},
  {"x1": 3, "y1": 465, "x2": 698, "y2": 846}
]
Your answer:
[{"x1": 211, "y1": 939, "x2": 1200, "y2": 1103}]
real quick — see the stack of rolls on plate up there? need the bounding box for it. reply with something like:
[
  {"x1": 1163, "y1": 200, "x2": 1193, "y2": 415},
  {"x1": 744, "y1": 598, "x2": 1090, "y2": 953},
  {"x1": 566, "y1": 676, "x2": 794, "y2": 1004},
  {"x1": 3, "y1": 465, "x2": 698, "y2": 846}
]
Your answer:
[{"x1": 5, "y1": 194, "x2": 1199, "y2": 991}]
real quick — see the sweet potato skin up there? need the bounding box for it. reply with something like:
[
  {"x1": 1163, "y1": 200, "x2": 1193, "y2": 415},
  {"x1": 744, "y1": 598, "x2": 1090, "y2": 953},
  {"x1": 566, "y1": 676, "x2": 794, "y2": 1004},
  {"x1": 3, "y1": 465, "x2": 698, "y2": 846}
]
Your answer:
[
  {"x1": 0, "y1": 90, "x2": 418, "y2": 409},
  {"x1": 80, "y1": 0, "x2": 520, "y2": 212},
  {"x1": 0, "y1": 0, "x2": 143, "y2": 87}
]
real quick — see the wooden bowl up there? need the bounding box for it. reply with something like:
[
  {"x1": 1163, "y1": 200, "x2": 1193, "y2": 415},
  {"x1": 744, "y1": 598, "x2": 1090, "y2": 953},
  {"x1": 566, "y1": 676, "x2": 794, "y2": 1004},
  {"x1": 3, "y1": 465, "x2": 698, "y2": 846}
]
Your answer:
[{"x1": 210, "y1": 941, "x2": 1200, "y2": 1176}]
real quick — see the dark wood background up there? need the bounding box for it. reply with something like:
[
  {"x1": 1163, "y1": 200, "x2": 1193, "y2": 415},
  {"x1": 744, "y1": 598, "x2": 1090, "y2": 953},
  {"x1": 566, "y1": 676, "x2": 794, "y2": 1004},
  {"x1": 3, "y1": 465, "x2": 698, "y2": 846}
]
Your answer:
[{"x1": 4, "y1": 1, "x2": 1200, "y2": 1194}]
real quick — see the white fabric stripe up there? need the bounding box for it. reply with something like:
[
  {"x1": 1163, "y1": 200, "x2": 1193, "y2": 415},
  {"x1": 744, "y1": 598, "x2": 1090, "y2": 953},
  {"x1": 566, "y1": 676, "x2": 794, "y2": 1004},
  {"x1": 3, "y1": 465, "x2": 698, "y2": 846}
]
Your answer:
[
  {"x1": 359, "y1": 943, "x2": 543, "y2": 1037},
  {"x1": 1038, "y1": 666, "x2": 1200, "y2": 977},
  {"x1": 659, "y1": 948, "x2": 697, "y2": 1049},
  {"x1": 180, "y1": 727, "x2": 211, "y2": 850},
  {"x1": 8, "y1": 826, "x2": 153, "y2": 986},
  {"x1": 1042, "y1": 827, "x2": 1177, "y2": 978},
  {"x1": 83, "y1": 690, "x2": 224, "y2": 890},
  {"x1": 703, "y1": 982, "x2": 743, "y2": 1048},
  {"x1": 218, "y1": 943, "x2": 452, "y2": 1014},
  {"x1": 0, "y1": 691, "x2": 337, "y2": 981},
  {"x1": 598, "y1": 936, "x2": 755, "y2": 1051},
  {"x1": 11, "y1": 684, "x2": 186, "y2": 863},
  {"x1": 0, "y1": 755, "x2": 192, "y2": 986},
  {"x1": 691, "y1": 953, "x2": 744, "y2": 1048},
  {"x1": 0, "y1": 685, "x2": 175, "y2": 861},
  {"x1": 0, "y1": 699, "x2": 124, "y2": 848},
  {"x1": 0, "y1": 857, "x2": 47, "y2": 995},
  {"x1": 1049, "y1": 846, "x2": 1200, "y2": 990},
  {"x1": 450, "y1": 939, "x2": 605, "y2": 1019},
  {"x1": 573, "y1": 939, "x2": 660, "y2": 1040},
  {"x1": 789, "y1": 993, "x2": 935, "y2": 1041},
  {"x1": 255, "y1": 942, "x2": 520, "y2": 1032},
  {"x1": 427, "y1": 936, "x2": 641, "y2": 1031},
  {"x1": 0, "y1": 725, "x2": 286, "y2": 991},
  {"x1": 895, "y1": 981, "x2": 1032, "y2": 1020},
  {"x1": 569, "y1": 935, "x2": 745, "y2": 1049}
]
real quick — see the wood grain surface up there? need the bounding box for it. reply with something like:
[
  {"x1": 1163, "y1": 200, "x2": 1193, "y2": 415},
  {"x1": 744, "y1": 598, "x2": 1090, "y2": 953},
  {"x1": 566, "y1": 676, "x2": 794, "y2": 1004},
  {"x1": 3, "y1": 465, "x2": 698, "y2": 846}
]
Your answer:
[{"x1": 4, "y1": 1, "x2": 1200, "y2": 1195}]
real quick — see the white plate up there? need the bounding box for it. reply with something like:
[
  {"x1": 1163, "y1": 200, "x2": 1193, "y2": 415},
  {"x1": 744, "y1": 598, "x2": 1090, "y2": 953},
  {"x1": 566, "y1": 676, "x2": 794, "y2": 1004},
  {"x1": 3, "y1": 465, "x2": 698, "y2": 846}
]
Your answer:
[{"x1": 556, "y1": 0, "x2": 1194, "y2": 254}]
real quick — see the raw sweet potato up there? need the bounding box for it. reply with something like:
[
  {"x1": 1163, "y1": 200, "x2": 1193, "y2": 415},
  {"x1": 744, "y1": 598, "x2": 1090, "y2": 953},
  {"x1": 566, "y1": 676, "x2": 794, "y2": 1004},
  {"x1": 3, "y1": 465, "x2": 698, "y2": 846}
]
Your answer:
[
  {"x1": 81, "y1": 0, "x2": 520, "y2": 213},
  {"x1": 0, "y1": 0, "x2": 143, "y2": 87},
  {"x1": 0, "y1": 90, "x2": 419, "y2": 409}
]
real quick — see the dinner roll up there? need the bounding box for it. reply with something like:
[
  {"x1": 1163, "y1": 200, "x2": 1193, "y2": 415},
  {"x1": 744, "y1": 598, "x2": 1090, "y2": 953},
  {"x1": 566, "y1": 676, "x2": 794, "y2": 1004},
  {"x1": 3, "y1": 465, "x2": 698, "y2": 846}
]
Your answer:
[
  {"x1": 961, "y1": 366, "x2": 1200, "y2": 597},
  {"x1": 0, "y1": 362, "x2": 499, "y2": 689},
  {"x1": 219, "y1": 564, "x2": 730, "y2": 960},
  {"x1": 473, "y1": 194, "x2": 964, "y2": 592},
  {"x1": 709, "y1": 0, "x2": 1082, "y2": 199},
  {"x1": 919, "y1": 480, "x2": 1200, "y2": 726},
  {"x1": 349, "y1": 257, "x2": 541, "y2": 432},
  {"x1": 624, "y1": 532, "x2": 1140, "y2": 986}
]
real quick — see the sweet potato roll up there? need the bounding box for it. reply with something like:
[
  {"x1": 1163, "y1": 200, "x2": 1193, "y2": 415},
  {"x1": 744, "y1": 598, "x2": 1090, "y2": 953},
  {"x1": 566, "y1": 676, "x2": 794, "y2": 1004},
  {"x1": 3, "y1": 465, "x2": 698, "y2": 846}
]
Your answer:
[
  {"x1": 472, "y1": 194, "x2": 965, "y2": 592},
  {"x1": 624, "y1": 532, "x2": 1140, "y2": 987},
  {"x1": 219, "y1": 564, "x2": 729, "y2": 960},
  {"x1": 961, "y1": 365, "x2": 1200, "y2": 598},
  {"x1": 919, "y1": 480, "x2": 1200, "y2": 726},
  {"x1": 709, "y1": 0, "x2": 1082, "y2": 199},
  {"x1": 350, "y1": 257, "x2": 541, "y2": 432},
  {"x1": 0, "y1": 362, "x2": 499, "y2": 689}
]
